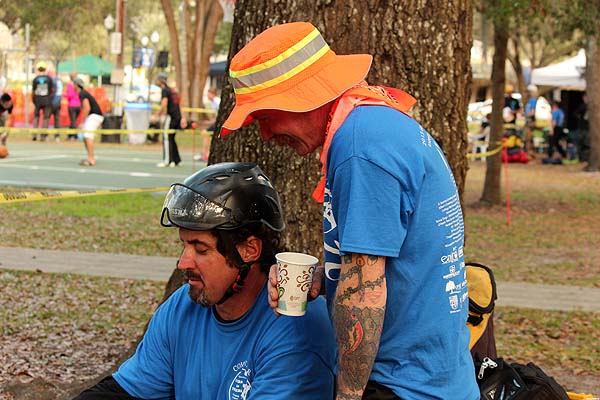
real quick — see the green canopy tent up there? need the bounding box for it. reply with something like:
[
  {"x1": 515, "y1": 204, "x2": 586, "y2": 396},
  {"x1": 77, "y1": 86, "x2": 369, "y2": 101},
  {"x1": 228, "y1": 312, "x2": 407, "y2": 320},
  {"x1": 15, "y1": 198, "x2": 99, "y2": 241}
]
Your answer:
[{"x1": 57, "y1": 54, "x2": 113, "y2": 85}]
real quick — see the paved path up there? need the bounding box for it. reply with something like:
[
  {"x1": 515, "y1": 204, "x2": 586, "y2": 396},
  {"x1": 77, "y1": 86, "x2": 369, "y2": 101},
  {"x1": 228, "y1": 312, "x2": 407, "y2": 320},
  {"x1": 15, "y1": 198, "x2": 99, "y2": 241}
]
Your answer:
[
  {"x1": 0, "y1": 142, "x2": 203, "y2": 190},
  {"x1": 1, "y1": 246, "x2": 600, "y2": 313}
]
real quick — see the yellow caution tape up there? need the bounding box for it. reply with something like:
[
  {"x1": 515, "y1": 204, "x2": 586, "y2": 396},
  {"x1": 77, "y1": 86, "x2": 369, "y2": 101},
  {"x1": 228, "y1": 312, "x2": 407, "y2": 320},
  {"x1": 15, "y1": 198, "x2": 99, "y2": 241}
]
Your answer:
[
  {"x1": 3, "y1": 127, "x2": 213, "y2": 136},
  {"x1": 0, "y1": 187, "x2": 169, "y2": 204},
  {"x1": 466, "y1": 142, "x2": 505, "y2": 159},
  {"x1": 181, "y1": 106, "x2": 216, "y2": 114},
  {"x1": 567, "y1": 392, "x2": 599, "y2": 400}
]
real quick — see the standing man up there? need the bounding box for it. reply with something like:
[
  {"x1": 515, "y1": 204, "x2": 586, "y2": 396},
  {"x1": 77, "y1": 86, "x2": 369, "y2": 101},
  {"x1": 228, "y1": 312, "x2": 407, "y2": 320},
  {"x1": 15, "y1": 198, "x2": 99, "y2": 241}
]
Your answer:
[
  {"x1": 196, "y1": 86, "x2": 220, "y2": 161},
  {"x1": 73, "y1": 77, "x2": 104, "y2": 166},
  {"x1": 31, "y1": 61, "x2": 54, "y2": 141},
  {"x1": 548, "y1": 99, "x2": 567, "y2": 161},
  {"x1": 155, "y1": 72, "x2": 183, "y2": 167},
  {"x1": 50, "y1": 69, "x2": 63, "y2": 141},
  {"x1": 220, "y1": 22, "x2": 478, "y2": 400},
  {"x1": 524, "y1": 84, "x2": 538, "y2": 157},
  {"x1": 573, "y1": 92, "x2": 590, "y2": 162},
  {"x1": 73, "y1": 162, "x2": 336, "y2": 399},
  {"x1": 503, "y1": 84, "x2": 521, "y2": 126},
  {"x1": 65, "y1": 73, "x2": 82, "y2": 141},
  {"x1": 207, "y1": 86, "x2": 221, "y2": 125}
]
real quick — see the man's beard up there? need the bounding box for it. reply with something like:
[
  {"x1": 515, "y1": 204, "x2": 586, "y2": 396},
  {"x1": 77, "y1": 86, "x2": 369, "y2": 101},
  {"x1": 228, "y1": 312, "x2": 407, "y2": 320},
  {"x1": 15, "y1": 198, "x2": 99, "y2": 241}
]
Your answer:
[{"x1": 184, "y1": 271, "x2": 213, "y2": 307}]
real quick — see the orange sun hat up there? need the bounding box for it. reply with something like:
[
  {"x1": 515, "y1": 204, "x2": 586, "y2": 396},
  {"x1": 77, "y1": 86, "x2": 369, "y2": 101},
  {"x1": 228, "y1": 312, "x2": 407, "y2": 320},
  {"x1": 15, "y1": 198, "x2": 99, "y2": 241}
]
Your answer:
[{"x1": 220, "y1": 21, "x2": 372, "y2": 137}]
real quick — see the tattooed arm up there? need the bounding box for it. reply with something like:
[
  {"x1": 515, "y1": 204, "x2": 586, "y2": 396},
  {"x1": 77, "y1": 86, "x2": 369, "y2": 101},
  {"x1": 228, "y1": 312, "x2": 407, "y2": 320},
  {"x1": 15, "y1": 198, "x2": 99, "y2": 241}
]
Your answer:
[{"x1": 334, "y1": 253, "x2": 387, "y2": 400}]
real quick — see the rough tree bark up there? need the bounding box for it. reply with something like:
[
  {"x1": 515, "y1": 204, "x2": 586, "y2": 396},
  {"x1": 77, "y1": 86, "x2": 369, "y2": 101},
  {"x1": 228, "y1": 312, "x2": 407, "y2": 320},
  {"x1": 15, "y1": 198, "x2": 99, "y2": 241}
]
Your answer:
[
  {"x1": 480, "y1": 21, "x2": 507, "y2": 205},
  {"x1": 585, "y1": 37, "x2": 600, "y2": 171}
]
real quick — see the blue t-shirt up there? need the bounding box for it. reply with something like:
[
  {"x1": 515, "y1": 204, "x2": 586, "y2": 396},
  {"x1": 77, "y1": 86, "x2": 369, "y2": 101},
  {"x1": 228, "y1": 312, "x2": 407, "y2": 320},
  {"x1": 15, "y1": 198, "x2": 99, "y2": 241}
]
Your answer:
[
  {"x1": 114, "y1": 284, "x2": 336, "y2": 399},
  {"x1": 323, "y1": 106, "x2": 478, "y2": 400},
  {"x1": 525, "y1": 97, "x2": 537, "y2": 118},
  {"x1": 552, "y1": 108, "x2": 565, "y2": 128}
]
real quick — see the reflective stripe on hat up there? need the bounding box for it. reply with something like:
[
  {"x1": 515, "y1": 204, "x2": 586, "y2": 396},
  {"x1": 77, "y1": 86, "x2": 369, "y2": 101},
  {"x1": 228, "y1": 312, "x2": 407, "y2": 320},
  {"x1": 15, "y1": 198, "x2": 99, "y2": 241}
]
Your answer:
[{"x1": 230, "y1": 27, "x2": 329, "y2": 95}]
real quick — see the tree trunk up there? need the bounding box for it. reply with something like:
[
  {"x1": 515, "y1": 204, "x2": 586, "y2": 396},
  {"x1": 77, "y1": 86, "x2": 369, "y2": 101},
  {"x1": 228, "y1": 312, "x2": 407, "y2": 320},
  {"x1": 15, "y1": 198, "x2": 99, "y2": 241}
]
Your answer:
[
  {"x1": 189, "y1": 0, "x2": 223, "y2": 120},
  {"x1": 480, "y1": 21, "x2": 508, "y2": 205},
  {"x1": 509, "y1": 36, "x2": 526, "y2": 100},
  {"x1": 585, "y1": 37, "x2": 600, "y2": 171},
  {"x1": 213, "y1": 1, "x2": 473, "y2": 258},
  {"x1": 160, "y1": 0, "x2": 183, "y2": 101},
  {"x1": 162, "y1": 0, "x2": 222, "y2": 114}
]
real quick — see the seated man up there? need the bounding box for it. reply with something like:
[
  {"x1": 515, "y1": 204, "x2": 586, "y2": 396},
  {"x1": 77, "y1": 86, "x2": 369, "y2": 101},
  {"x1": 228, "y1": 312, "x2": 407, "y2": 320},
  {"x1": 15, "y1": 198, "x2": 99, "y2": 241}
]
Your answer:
[{"x1": 74, "y1": 162, "x2": 336, "y2": 399}]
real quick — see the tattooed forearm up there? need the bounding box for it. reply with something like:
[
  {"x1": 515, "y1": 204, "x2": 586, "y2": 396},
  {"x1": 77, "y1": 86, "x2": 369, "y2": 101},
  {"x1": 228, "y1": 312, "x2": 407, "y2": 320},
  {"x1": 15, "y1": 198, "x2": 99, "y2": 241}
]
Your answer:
[
  {"x1": 337, "y1": 255, "x2": 385, "y2": 302},
  {"x1": 336, "y1": 274, "x2": 385, "y2": 302},
  {"x1": 339, "y1": 264, "x2": 361, "y2": 281},
  {"x1": 334, "y1": 304, "x2": 386, "y2": 394},
  {"x1": 334, "y1": 253, "x2": 387, "y2": 398}
]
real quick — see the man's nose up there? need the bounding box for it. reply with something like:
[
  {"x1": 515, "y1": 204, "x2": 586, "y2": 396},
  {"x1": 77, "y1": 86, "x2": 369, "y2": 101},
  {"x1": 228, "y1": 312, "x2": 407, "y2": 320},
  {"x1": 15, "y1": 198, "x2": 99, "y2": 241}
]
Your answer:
[{"x1": 177, "y1": 248, "x2": 194, "y2": 270}]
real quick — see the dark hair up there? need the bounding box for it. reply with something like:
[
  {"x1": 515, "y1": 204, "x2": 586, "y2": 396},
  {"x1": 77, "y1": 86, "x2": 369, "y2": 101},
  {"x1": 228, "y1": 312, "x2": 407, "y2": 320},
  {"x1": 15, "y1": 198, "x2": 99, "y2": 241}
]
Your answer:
[
  {"x1": 0, "y1": 93, "x2": 11, "y2": 102},
  {"x1": 215, "y1": 223, "x2": 283, "y2": 274}
]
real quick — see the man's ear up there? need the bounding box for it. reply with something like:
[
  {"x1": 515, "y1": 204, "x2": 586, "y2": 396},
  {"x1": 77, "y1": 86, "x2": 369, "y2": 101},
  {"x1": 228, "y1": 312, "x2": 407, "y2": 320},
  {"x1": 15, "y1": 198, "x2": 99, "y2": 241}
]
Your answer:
[{"x1": 237, "y1": 236, "x2": 262, "y2": 263}]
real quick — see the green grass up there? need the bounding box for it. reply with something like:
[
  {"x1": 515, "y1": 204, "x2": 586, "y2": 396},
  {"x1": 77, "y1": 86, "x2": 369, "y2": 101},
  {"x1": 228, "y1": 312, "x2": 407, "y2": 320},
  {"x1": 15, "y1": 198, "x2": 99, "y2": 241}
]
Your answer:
[
  {"x1": 463, "y1": 162, "x2": 600, "y2": 288},
  {"x1": 0, "y1": 191, "x2": 181, "y2": 258}
]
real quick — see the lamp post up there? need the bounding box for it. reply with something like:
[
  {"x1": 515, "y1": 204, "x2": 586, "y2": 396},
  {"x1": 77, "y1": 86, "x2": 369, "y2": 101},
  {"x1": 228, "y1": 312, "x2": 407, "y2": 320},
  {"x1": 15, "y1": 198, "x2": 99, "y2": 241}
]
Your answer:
[
  {"x1": 103, "y1": 14, "x2": 115, "y2": 88},
  {"x1": 104, "y1": 14, "x2": 115, "y2": 58}
]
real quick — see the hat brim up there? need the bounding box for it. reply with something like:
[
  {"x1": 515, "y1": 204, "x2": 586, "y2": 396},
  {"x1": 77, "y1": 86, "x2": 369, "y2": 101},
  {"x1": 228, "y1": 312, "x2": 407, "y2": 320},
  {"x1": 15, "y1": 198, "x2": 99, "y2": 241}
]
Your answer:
[{"x1": 220, "y1": 53, "x2": 372, "y2": 137}]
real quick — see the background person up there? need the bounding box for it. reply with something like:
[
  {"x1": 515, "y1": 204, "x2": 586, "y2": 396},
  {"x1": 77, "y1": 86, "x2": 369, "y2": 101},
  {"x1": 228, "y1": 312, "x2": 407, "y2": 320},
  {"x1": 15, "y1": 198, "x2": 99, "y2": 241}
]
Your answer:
[
  {"x1": 548, "y1": 99, "x2": 567, "y2": 161},
  {"x1": 503, "y1": 84, "x2": 522, "y2": 127},
  {"x1": 0, "y1": 92, "x2": 13, "y2": 158},
  {"x1": 1, "y1": 92, "x2": 13, "y2": 144},
  {"x1": 73, "y1": 162, "x2": 336, "y2": 399},
  {"x1": 65, "y1": 73, "x2": 82, "y2": 141},
  {"x1": 220, "y1": 22, "x2": 478, "y2": 400},
  {"x1": 31, "y1": 61, "x2": 54, "y2": 141},
  {"x1": 573, "y1": 92, "x2": 590, "y2": 162},
  {"x1": 73, "y1": 77, "x2": 104, "y2": 166},
  {"x1": 206, "y1": 86, "x2": 221, "y2": 129},
  {"x1": 49, "y1": 69, "x2": 63, "y2": 141},
  {"x1": 202, "y1": 86, "x2": 221, "y2": 160},
  {"x1": 155, "y1": 72, "x2": 183, "y2": 167},
  {"x1": 524, "y1": 84, "x2": 538, "y2": 156},
  {"x1": 194, "y1": 87, "x2": 221, "y2": 161}
]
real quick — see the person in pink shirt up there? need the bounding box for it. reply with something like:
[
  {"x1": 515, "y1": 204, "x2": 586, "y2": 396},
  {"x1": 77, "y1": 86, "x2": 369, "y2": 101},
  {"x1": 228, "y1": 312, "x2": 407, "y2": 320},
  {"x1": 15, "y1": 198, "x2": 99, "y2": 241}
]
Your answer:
[{"x1": 65, "y1": 73, "x2": 81, "y2": 140}]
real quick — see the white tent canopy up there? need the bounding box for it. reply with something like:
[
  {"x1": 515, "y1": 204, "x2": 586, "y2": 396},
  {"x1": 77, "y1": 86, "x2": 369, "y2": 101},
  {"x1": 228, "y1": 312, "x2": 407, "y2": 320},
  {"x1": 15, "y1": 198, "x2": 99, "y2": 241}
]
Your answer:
[{"x1": 530, "y1": 49, "x2": 586, "y2": 90}]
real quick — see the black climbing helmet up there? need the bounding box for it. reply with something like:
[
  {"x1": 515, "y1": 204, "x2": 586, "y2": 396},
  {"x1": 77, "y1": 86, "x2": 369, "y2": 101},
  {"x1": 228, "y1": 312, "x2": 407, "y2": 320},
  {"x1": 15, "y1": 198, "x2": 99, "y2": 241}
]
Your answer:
[{"x1": 161, "y1": 162, "x2": 284, "y2": 232}]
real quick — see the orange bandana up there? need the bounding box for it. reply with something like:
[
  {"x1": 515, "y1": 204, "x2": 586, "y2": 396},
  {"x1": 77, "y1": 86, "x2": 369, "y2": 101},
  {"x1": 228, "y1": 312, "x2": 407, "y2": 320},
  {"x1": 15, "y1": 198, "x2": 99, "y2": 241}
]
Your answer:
[{"x1": 312, "y1": 82, "x2": 417, "y2": 202}]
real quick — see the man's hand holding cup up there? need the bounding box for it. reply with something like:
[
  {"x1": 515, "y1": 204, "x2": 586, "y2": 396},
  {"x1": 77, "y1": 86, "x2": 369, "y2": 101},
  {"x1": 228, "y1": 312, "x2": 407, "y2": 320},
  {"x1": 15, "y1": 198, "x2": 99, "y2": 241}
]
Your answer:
[{"x1": 268, "y1": 252, "x2": 324, "y2": 316}]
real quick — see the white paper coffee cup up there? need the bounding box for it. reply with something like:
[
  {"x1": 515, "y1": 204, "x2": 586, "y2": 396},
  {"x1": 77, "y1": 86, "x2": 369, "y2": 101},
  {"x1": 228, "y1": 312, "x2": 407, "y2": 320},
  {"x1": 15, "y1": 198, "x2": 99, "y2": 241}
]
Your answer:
[{"x1": 275, "y1": 252, "x2": 318, "y2": 316}]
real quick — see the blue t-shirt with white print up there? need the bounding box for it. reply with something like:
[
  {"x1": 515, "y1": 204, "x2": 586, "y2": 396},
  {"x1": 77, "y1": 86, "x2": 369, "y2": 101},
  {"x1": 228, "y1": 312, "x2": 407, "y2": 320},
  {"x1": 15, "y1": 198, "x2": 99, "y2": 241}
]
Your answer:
[
  {"x1": 114, "y1": 284, "x2": 336, "y2": 399},
  {"x1": 323, "y1": 105, "x2": 478, "y2": 400}
]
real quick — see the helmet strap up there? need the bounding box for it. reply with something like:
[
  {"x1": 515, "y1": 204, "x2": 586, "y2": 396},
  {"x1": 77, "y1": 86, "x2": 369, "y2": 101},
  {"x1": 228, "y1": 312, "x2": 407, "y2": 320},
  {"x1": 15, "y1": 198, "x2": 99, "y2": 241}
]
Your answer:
[{"x1": 216, "y1": 230, "x2": 254, "y2": 305}]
